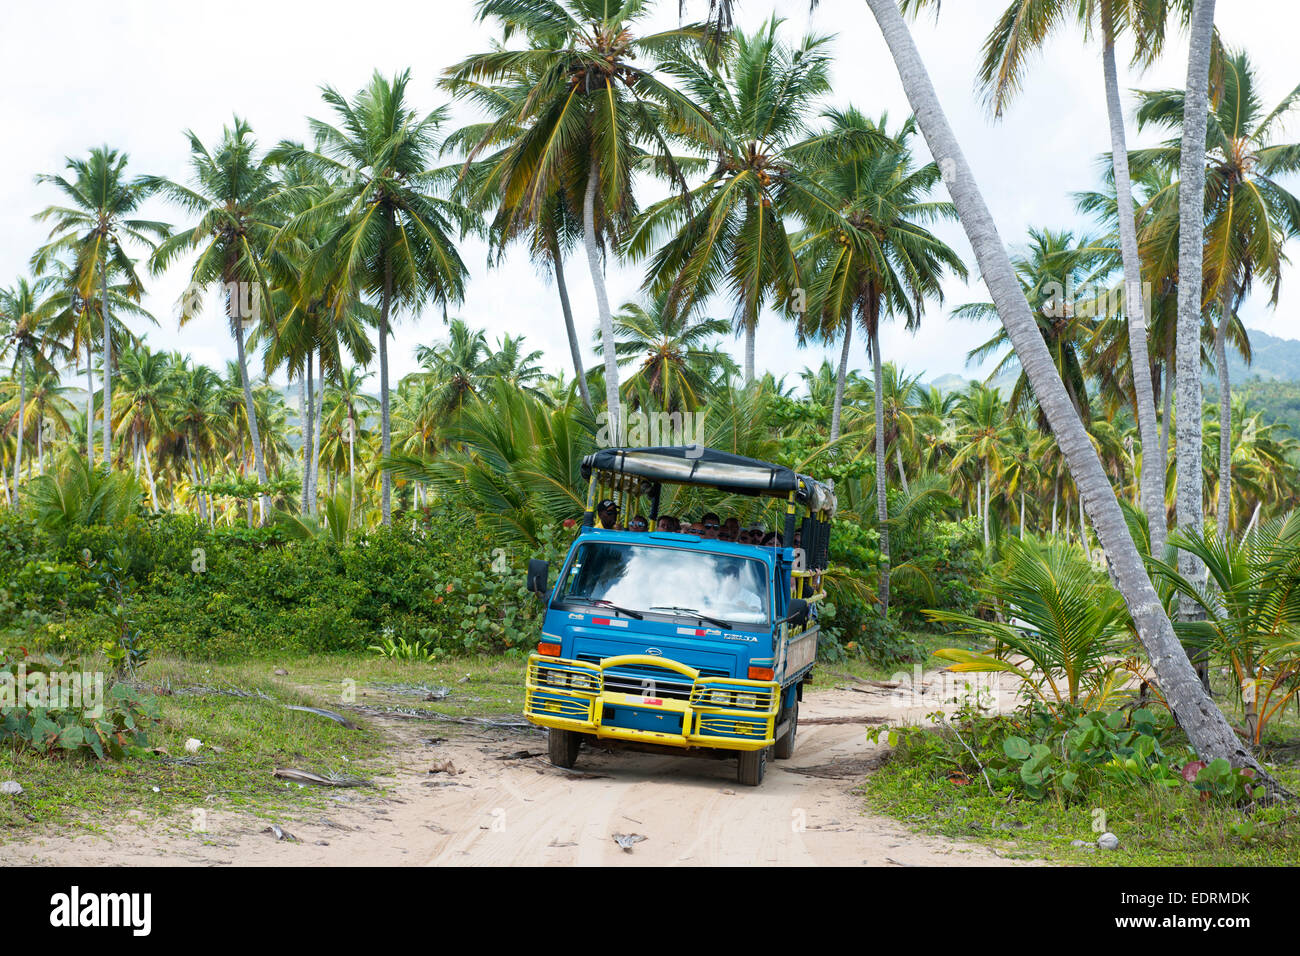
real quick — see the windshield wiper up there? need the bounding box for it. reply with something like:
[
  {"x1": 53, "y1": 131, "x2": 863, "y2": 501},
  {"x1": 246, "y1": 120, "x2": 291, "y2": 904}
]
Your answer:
[
  {"x1": 564, "y1": 598, "x2": 644, "y2": 620},
  {"x1": 648, "y1": 606, "x2": 733, "y2": 629}
]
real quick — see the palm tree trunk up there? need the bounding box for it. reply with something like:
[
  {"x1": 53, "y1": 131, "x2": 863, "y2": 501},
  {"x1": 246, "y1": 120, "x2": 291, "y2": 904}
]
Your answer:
[
  {"x1": 187, "y1": 442, "x2": 207, "y2": 522},
  {"x1": 895, "y1": 445, "x2": 910, "y2": 494},
  {"x1": 1102, "y1": 15, "x2": 1166, "y2": 558},
  {"x1": 863, "y1": 0, "x2": 1271, "y2": 782},
  {"x1": 1019, "y1": 489, "x2": 1025, "y2": 541},
  {"x1": 1175, "y1": 11, "x2": 1215, "y2": 542},
  {"x1": 233, "y1": 313, "x2": 269, "y2": 523},
  {"x1": 312, "y1": 359, "x2": 323, "y2": 511},
  {"x1": 830, "y1": 321, "x2": 852, "y2": 445},
  {"x1": 85, "y1": 325, "x2": 95, "y2": 462},
  {"x1": 347, "y1": 404, "x2": 356, "y2": 525},
  {"x1": 1160, "y1": 349, "x2": 1173, "y2": 518},
  {"x1": 35, "y1": 398, "x2": 44, "y2": 476},
  {"x1": 982, "y1": 459, "x2": 991, "y2": 548},
  {"x1": 1176, "y1": 0, "x2": 1217, "y2": 691},
  {"x1": 380, "y1": 254, "x2": 394, "y2": 526},
  {"x1": 12, "y1": 362, "x2": 26, "y2": 506},
  {"x1": 552, "y1": 249, "x2": 592, "y2": 413},
  {"x1": 141, "y1": 432, "x2": 158, "y2": 510},
  {"x1": 584, "y1": 155, "x2": 620, "y2": 441},
  {"x1": 1215, "y1": 278, "x2": 1234, "y2": 540},
  {"x1": 101, "y1": 255, "x2": 112, "y2": 468},
  {"x1": 743, "y1": 320, "x2": 757, "y2": 387},
  {"x1": 1051, "y1": 476, "x2": 1059, "y2": 536},
  {"x1": 871, "y1": 325, "x2": 889, "y2": 617},
  {"x1": 300, "y1": 362, "x2": 313, "y2": 515}
]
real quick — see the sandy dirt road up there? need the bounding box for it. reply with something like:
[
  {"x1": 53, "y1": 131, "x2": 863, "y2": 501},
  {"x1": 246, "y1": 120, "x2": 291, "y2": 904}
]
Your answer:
[{"x1": 0, "y1": 674, "x2": 1030, "y2": 866}]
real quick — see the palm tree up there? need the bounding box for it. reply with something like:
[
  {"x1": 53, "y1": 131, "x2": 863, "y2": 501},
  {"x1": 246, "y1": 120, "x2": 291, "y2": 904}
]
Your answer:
[
  {"x1": 600, "y1": 293, "x2": 732, "y2": 413},
  {"x1": 0, "y1": 277, "x2": 61, "y2": 504},
  {"x1": 32, "y1": 147, "x2": 167, "y2": 467},
  {"x1": 414, "y1": 319, "x2": 495, "y2": 418},
  {"x1": 445, "y1": 0, "x2": 717, "y2": 437},
  {"x1": 628, "y1": 18, "x2": 834, "y2": 384},
  {"x1": 273, "y1": 70, "x2": 472, "y2": 525},
  {"x1": 169, "y1": 357, "x2": 224, "y2": 522},
  {"x1": 444, "y1": 81, "x2": 594, "y2": 412},
  {"x1": 144, "y1": 119, "x2": 284, "y2": 522},
  {"x1": 325, "y1": 365, "x2": 376, "y2": 520},
  {"x1": 41, "y1": 257, "x2": 156, "y2": 463},
  {"x1": 861, "y1": 0, "x2": 1264, "y2": 781},
  {"x1": 968, "y1": 0, "x2": 1179, "y2": 558},
  {"x1": 1133, "y1": 49, "x2": 1300, "y2": 538},
  {"x1": 796, "y1": 109, "x2": 965, "y2": 614},
  {"x1": 957, "y1": 229, "x2": 1111, "y2": 429},
  {"x1": 112, "y1": 345, "x2": 178, "y2": 509}
]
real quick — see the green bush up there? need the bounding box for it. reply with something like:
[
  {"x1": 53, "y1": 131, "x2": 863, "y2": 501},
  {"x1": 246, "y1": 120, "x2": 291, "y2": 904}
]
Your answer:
[{"x1": 4, "y1": 506, "x2": 574, "y2": 661}]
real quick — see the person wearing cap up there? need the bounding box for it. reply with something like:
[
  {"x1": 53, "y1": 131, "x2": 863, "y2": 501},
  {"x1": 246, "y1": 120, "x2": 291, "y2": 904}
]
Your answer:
[{"x1": 596, "y1": 499, "x2": 619, "y2": 529}]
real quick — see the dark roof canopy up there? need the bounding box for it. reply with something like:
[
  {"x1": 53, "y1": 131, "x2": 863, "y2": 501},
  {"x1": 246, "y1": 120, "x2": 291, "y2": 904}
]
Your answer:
[{"x1": 581, "y1": 447, "x2": 836, "y2": 516}]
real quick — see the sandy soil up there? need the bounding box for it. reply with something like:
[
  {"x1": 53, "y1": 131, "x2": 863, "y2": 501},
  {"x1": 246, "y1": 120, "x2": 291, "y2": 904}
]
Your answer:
[{"x1": 0, "y1": 671, "x2": 1033, "y2": 866}]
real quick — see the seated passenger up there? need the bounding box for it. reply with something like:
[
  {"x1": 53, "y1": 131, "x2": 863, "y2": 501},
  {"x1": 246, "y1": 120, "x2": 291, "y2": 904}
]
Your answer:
[
  {"x1": 700, "y1": 512, "x2": 721, "y2": 539},
  {"x1": 596, "y1": 499, "x2": 619, "y2": 529},
  {"x1": 724, "y1": 517, "x2": 740, "y2": 539},
  {"x1": 658, "y1": 515, "x2": 681, "y2": 533},
  {"x1": 628, "y1": 515, "x2": 649, "y2": 532}
]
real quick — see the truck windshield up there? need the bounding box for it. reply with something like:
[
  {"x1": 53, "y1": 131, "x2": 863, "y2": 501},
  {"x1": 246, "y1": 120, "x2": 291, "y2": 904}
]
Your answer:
[{"x1": 555, "y1": 541, "x2": 770, "y2": 626}]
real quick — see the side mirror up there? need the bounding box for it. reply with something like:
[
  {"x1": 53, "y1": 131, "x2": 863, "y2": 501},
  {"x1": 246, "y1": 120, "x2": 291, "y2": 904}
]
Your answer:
[
  {"x1": 784, "y1": 598, "x2": 809, "y2": 627},
  {"x1": 526, "y1": 558, "x2": 550, "y2": 595}
]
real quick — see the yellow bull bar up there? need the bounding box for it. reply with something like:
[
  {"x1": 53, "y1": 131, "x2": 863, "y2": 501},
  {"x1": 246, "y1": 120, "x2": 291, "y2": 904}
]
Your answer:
[{"x1": 524, "y1": 654, "x2": 779, "y2": 752}]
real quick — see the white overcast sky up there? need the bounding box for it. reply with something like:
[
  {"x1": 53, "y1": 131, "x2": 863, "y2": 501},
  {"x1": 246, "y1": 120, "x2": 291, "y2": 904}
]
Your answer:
[{"x1": 2, "y1": 0, "x2": 1297, "y2": 392}]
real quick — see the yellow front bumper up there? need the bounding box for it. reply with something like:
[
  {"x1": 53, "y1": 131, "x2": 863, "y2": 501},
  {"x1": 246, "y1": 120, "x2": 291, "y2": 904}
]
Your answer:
[{"x1": 524, "y1": 654, "x2": 779, "y2": 752}]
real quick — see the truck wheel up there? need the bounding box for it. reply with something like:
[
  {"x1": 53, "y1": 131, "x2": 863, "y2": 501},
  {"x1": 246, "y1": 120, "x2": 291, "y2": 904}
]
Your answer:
[
  {"x1": 737, "y1": 746, "x2": 767, "y2": 786},
  {"x1": 548, "y1": 728, "x2": 581, "y2": 769},
  {"x1": 774, "y1": 701, "x2": 799, "y2": 760}
]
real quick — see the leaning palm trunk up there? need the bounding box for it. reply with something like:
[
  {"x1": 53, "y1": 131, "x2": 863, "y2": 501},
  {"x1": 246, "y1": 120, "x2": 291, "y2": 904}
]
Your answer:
[
  {"x1": 101, "y1": 257, "x2": 112, "y2": 467},
  {"x1": 1215, "y1": 279, "x2": 1234, "y2": 539},
  {"x1": 584, "y1": 156, "x2": 620, "y2": 441},
  {"x1": 871, "y1": 326, "x2": 889, "y2": 616},
  {"x1": 829, "y1": 322, "x2": 852, "y2": 445},
  {"x1": 1102, "y1": 20, "x2": 1166, "y2": 558},
  {"x1": 232, "y1": 312, "x2": 270, "y2": 523},
  {"x1": 864, "y1": 0, "x2": 1275, "y2": 784},
  {"x1": 552, "y1": 250, "x2": 592, "y2": 413},
  {"x1": 895, "y1": 445, "x2": 910, "y2": 494},
  {"x1": 12, "y1": 363, "x2": 26, "y2": 506}
]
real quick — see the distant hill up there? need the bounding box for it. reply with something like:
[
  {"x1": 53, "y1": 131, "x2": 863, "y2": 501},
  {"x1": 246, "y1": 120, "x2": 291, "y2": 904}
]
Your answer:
[{"x1": 1224, "y1": 328, "x2": 1300, "y2": 383}]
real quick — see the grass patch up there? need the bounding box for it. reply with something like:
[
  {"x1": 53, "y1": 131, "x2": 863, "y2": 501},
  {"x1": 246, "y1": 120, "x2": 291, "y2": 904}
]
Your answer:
[
  {"x1": 862, "y1": 714, "x2": 1300, "y2": 866},
  {"x1": 0, "y1": 653, "x2": 529, "y2": 838}
]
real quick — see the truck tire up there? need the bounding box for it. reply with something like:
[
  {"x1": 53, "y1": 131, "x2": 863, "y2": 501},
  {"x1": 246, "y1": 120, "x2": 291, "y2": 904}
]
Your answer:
[
  {"x1": 548, "y1": 728, "x2": 581, "y2": 769},
  {"x1": 737, "y1": 746, "x2": 767, "y2": 786},
  {"x1": 774, "y1": 700, "x2": 799, "y2": 760}
]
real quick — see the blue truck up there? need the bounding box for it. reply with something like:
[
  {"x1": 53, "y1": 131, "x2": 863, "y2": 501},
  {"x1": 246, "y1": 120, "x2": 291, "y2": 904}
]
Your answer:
[{"x1": 523, "y1": 446, "x2": 836, "y2": 786}]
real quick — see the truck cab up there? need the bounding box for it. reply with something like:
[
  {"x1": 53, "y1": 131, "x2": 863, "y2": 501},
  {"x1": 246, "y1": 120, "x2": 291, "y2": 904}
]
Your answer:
[{"x1": 523, "y1": 446, "x2": 835, "y2": 786}]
